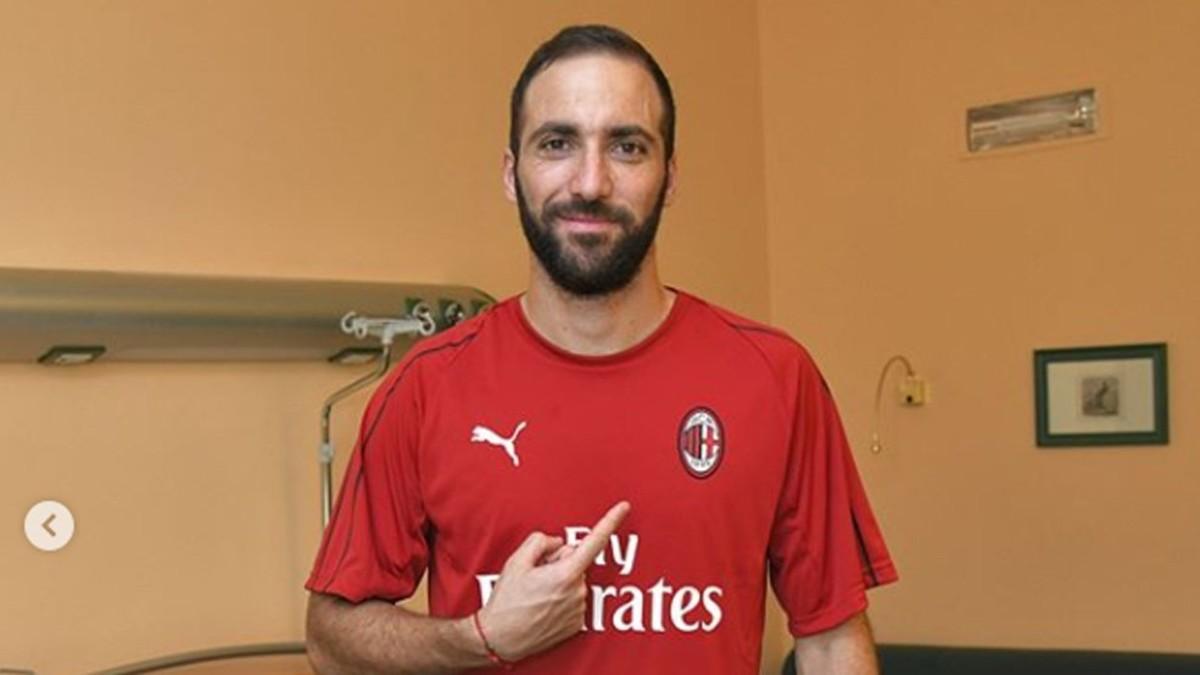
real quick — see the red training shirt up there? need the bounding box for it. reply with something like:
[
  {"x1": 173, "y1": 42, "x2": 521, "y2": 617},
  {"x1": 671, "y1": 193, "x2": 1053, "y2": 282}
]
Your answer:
[{"x1": 306, "y1": 290, "x2": 897, "y2": 673}]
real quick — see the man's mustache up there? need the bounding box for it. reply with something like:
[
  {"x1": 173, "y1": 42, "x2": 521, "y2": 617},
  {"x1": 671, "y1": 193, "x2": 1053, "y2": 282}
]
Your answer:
[{"x1": 544, "y1": 199, "x2": 635, "y2": 228}]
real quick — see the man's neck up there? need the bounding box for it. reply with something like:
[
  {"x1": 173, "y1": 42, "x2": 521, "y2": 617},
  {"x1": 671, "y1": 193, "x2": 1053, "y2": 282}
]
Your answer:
[{"x1": 520, "y1": 259, "x2": 675, "y2": 357}]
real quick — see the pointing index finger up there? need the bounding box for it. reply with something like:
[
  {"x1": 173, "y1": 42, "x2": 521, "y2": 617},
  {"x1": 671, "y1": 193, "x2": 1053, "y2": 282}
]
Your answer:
[{"x1": 564, "y1": 501, "x2": 631, "y2": 576}]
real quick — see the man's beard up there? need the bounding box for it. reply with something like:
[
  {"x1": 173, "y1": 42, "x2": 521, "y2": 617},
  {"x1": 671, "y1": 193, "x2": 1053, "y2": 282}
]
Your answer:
[{"x1": 515, "y1": 174, "x2": 667, "y2": 298}]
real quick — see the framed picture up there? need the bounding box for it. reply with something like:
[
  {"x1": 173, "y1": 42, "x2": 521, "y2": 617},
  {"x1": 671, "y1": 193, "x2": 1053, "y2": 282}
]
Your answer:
[{"x1": 1034, "y1": 343, "x2": 1168, "y2": 447}]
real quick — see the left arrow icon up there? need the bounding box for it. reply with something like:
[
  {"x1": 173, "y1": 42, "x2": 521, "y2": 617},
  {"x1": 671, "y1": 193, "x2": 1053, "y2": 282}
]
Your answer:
[{"x1": 25, "y1": 500, "x2": 75, "y2": 552}]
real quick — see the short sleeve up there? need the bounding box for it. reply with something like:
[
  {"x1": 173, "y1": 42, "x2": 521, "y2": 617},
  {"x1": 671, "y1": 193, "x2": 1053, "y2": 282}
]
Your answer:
[
  {"x1": 767, "y1": 353, "x2": 898, "y2": 637},
  {"x1": 305, "y1": 364, "x2": 429, "y2": 604}
]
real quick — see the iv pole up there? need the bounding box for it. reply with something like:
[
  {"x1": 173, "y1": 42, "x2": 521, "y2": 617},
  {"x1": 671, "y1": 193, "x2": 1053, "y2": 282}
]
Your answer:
[{"x1": 319, "y1": 307, "x2": 435, "y2": 528}]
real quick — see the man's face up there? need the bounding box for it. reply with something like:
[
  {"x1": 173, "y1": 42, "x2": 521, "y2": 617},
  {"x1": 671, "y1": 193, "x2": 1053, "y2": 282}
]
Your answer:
[{"x1": 505, "y1": 53, "x2": 676, "y2": 297}]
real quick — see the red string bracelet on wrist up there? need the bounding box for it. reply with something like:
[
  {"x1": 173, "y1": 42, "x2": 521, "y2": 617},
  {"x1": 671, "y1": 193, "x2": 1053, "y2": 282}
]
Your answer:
[{"x1": 471, "y1": 611, "x2": 515, "y2": 670}]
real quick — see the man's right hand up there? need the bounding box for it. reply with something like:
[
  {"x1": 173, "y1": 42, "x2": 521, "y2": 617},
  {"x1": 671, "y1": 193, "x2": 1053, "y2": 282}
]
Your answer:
[{"x1": 475, "y1": 501, "x2": 631, "y2": 662}]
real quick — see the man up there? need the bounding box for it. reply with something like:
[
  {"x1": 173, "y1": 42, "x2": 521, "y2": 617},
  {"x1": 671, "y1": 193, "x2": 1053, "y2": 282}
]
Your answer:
[{"x1": 305, "y1": 24, "x2": 897, "y2": 674}]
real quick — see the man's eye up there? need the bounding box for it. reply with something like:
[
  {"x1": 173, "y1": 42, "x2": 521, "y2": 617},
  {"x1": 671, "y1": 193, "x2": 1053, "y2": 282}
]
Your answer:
[
  {"x1": 614, "y1": 141, "x2": 647, "y2": 157},
  {"x1": 540, "y1": 138, "x2": 570, "y2": 152}
]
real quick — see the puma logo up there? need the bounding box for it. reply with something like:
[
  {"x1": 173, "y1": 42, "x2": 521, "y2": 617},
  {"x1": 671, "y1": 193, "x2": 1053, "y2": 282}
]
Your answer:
[{"x1": 470, "y1": 421, "x2": 528, "y2": 467}]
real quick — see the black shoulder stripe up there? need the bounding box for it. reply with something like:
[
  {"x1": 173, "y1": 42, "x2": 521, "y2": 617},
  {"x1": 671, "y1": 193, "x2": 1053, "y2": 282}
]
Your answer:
[
  {"x1": 316, "y1": 334, "x2": 476, "y2": 591},
  {"x1": 729, "y1": 322, "x2": 789, "y2": 338},
  {"x1": 850, "y1": 510, "x2": 881, "y2": 588}
]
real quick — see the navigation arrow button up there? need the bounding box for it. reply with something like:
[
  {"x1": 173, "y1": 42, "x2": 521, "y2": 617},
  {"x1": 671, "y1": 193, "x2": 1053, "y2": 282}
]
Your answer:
[{"x1": 24, "y1": 500, "x2": 75, "y2": 552}]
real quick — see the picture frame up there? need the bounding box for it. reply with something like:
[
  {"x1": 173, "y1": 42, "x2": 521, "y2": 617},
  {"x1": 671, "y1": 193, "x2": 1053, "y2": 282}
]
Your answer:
[{"x1": 1034, "y1": 343, "x2": 1168, "y2": 447}]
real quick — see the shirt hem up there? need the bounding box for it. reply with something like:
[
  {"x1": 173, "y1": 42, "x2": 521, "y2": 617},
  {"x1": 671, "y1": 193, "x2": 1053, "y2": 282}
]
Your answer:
[{"x1": 787, "y1": 593, "x2": 869, "y2": 638}]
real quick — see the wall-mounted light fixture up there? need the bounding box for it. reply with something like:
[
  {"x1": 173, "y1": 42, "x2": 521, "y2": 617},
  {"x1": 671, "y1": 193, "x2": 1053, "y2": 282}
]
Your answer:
[
  {"x1": 327, "y1": 347, "x2": 383, "y2": 365},
  {"x1": 37, "y1": 345, "x2": 106, "y2": 366},
  {"x1": 871, "y1": 354, "x2": 927, "y2": 454},
  {"x1": 968, "y1": 88, "x2": 1097, "y2": 153},
  {"x1": 0, "y1": 267, "x2": 493, "y2": 364}
]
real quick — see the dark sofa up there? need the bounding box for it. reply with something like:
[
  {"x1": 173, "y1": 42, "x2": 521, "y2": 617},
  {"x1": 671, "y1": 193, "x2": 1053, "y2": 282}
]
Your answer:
[{"x1": 782, "y1": 644, "x2": 1200, "y2": 674}]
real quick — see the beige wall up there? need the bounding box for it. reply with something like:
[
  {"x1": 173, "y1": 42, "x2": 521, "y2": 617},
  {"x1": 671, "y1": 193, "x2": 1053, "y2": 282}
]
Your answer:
[
  {"x1": 5, "y1": 0, "x2": 1198, "y2": 672},
  {"x1": 760, "y1": 0, "x2": 1199, "y2": 653},
  {"x1": 0, "y1": 2, "x2": 770, "y2": 672}
]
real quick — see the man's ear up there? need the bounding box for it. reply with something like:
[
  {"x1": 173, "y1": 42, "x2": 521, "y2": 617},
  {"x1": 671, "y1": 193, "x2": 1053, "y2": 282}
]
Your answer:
[
  {"x1": 663, "y1": 155, "x2": 679, "y2": 206},
  {"x1": 503, "y1": 149, "x2": 517, "y2": 203}
]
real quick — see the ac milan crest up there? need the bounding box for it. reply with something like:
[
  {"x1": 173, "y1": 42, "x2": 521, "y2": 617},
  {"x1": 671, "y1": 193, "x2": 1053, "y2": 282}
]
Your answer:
[{"x1": 678, "y1": 407, "x2": 725, "y2": 479}]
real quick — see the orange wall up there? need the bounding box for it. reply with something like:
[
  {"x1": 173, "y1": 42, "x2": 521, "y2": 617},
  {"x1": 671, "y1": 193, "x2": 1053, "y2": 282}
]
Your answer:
[
  {"x1": 7, "y1": 1, "x2": 1198, "y2": 672},
  {"x1": 0, "y1": 2, "x2": 771, "y2": 673},
  {"x1": 759, "y1": 0, "x2": 1200, "y2": 653}
]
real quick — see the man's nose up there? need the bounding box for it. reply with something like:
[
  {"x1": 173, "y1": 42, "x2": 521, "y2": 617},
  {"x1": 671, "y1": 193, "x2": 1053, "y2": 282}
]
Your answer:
[{"x1": 569, "y1": 145, "x2": 614, "y2": 201}]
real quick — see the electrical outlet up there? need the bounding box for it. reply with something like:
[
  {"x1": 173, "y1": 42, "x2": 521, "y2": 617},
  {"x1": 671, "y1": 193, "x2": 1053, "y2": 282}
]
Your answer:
[{"x1": 899, "y1": 375, "x2": 927, "y2": 406}]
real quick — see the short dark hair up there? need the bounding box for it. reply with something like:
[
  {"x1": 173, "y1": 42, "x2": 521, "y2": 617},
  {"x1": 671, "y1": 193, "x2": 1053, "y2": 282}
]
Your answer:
[{"x1": 509, "y1": 24, "x2": 676, "y2": 161}]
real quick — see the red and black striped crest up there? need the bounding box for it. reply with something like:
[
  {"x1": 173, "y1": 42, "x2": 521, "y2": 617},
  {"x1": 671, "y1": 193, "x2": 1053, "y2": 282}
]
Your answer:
[{"x1": 678, "y1": 407, "x2": 724, "y2": 479}]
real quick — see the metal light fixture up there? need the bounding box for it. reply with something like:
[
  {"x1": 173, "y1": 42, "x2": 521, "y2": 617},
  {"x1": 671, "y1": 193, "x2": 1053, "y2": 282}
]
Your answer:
[
  {"x1": 968, "y1": 88, "x2": 1097, "y2": 152},
  {"x1": 0, "y1": 267, "x2": 494, "y2": 364},
  {"x1": 37, "y1": 345, "x2": 106, "y2": 366},
  {"x1": 327, "y1": 347, "x2": 383, "y2": 365},
  {"x1": 870, "y1": 354, "x2": 927, "y2": 454}
]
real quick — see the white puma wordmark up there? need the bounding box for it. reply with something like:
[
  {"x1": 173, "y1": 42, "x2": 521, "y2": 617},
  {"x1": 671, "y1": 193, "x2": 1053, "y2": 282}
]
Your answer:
[{"x1": 470, "y1": 421, "x2": 527, "y2": 467}]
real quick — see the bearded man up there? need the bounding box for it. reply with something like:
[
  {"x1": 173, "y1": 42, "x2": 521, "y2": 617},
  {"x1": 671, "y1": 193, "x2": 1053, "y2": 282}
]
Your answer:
[{"x1": 305, "y1": 24, "x2": 897, "y2": 675}]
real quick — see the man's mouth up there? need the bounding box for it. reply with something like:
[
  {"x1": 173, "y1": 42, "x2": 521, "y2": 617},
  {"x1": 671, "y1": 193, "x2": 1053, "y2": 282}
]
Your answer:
[{"x1": 557, "y1": 214, "x2": 619, "y2": 233}]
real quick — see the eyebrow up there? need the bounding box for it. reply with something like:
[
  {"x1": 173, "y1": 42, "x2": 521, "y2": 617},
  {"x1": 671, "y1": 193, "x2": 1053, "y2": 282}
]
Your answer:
[
  {"x1": 527, "y1": 122, "x2": 580, "y2": 143},
  {"x1": 608, "y1": 125, "x2": 658, "y2": 147}
]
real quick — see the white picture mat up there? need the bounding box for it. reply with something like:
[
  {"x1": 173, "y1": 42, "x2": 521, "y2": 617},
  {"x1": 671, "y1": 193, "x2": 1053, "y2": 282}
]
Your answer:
[{"x1": 1046, "y1": 358, "x2": 1156, "y2": 434}]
